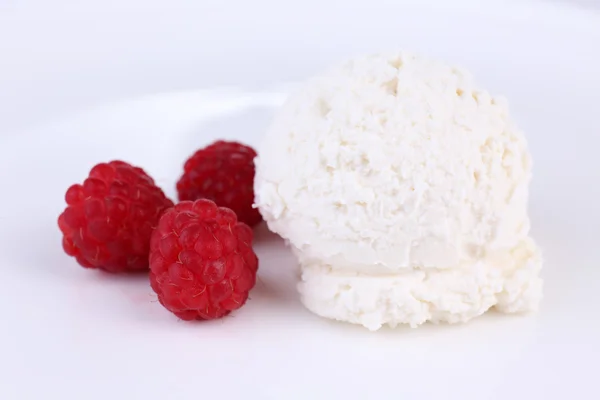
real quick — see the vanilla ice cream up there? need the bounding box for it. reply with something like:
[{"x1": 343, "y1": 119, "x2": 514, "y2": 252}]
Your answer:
[{"x1": 254, "y1": 52, "x2": 542, "y2": 330}]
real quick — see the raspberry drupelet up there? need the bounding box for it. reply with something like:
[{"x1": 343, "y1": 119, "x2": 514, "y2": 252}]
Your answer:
[
  {"x1": 149, "y1": 199, "x2": 259, "y2": 320},
  {"x1": 176, "y1": 140, "x2": 262, "y2": 227},
  {"x1": 58, "y1": 161, "x2": 174, "y2": 273}
]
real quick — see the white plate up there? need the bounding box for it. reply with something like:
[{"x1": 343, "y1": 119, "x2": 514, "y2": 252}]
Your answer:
[{"x1": 1, "y1": 1, "x2": 599, "y2": 399}]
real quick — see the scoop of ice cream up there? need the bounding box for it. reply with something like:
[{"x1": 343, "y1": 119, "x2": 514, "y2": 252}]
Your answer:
[{"x1": 254, "y1": 52, "x2": 542, "y2": 329}]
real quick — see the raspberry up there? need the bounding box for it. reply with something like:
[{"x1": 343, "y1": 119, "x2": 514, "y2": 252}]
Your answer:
[
  {"x1": 149, "y1": 199, "x2": 259, "y2": 320},
  {"x1": 58, "y1": 161, "x2": 174, "y2": 273},
  {"x1": 176, "y1": 140, "x2": 262, "y2": 227}
]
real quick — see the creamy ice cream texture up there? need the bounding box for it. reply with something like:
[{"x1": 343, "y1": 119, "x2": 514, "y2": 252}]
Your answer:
[{"x1": 254, "y1": 52, "x2": 542, "y2": 330}]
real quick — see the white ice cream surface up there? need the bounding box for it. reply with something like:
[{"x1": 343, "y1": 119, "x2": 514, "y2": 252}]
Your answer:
[
  {"x1": 254, "y1": 52, "x2": 542, "y2": 329},
  {"x1": 300, "y1": 238, "x2": 542, "y2": 330}
]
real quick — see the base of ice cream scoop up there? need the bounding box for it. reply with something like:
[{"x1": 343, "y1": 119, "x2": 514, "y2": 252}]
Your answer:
[{"x1": 298, "y1": 238, "x2": 542, "y2": 331}]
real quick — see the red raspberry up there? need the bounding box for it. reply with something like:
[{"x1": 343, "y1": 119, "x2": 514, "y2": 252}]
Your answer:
[
  {"x1": 58, "y1": 161, "x2": 174, "y2": 273},
  {"x1": 149, "y1": 199, "x2": 259, "y2": 320},
  {"x1": 176, "y1": 140, "x2": 262, "y2": 227}
]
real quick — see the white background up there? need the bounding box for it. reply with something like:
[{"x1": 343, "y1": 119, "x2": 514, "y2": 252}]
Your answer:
[
  {"x1": 1, "y1": 0, "x2": 599, "y2": 134},
  {"x1": 1, "y1": 1, "x2": 600, "y2": 399}
]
